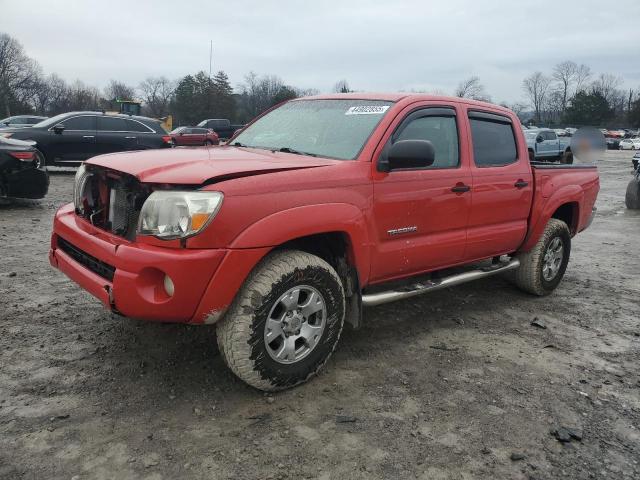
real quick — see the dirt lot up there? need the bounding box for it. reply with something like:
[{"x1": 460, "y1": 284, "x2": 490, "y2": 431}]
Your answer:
[{"x1": 0, "y1": 151, "x2": 638, "y2": 480}]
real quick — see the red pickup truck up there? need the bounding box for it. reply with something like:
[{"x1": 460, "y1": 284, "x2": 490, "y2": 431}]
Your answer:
[{"x1": 50, "y1": 94, "x2": 599, "y2": 391}]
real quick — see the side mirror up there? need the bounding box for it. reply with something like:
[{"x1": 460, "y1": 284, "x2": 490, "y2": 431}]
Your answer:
[
  {"x1": 536, "y1": 136, "x2": 543, "y2": 143},
  {"x1": 383, "y1": 140, "x2": 435, "y2": 171},
  {"x1": 53, "y1": 124, "x2": 65, "y2": 134},
  {"x1": 179, "y1": 132, "x2": 184, "y2": 136}
]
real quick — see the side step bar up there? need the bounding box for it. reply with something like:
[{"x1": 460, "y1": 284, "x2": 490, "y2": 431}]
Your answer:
[{"x1": 361, "y1": 259, "x2": 520, "y2": 307}]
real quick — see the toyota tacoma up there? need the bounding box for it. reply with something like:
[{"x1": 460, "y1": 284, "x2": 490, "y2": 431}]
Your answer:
[{"x1": 49, "y1": 94, "x2": 600, "y2": 391}]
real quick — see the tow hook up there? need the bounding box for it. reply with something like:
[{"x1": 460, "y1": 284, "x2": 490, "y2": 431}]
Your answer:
[{"x1": 105, "y1": 285, "x2": 122, "y2": 315}]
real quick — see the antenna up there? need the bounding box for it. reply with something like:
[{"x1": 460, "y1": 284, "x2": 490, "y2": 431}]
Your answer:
[{"x1": 209, "y1": 40, "x2": 213, "y2": 78}]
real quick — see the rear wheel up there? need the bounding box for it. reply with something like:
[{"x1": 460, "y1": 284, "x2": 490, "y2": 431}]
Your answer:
[
  {"x1": 216, "y1": 250, "x2": 345, "y2": 391},
  {"x1": 626, "y1": 177, "x2": 640, "y2": 209},
  {"x1": 205, "y1": 140, "x2": 214, "y2": 146},
  {"x1": 560, "y1": 150, "x2": 573, "y2": 164},
  {"x1": 34, "y1": 149, "x2": 47, "y2": 170},
  {"x1": 513, "y1": 219, "x2": 571, "y2": 296}
]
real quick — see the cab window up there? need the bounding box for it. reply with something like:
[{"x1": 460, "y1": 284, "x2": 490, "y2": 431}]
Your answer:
[
  {"x1": 394, "y1": 114, "x2": 459, "y2": 168},
  {"x1": 469, "y1": 118, "x2": 517, "y2": 167}
]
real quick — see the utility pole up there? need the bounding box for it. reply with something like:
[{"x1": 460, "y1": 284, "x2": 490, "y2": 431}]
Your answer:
[{"x1": 209, "y1": 40, "x2": 213, "y2": 78}]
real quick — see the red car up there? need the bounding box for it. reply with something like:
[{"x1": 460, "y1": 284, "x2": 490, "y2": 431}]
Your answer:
[
  {"x1": 50, "y1": 94, "x2": 599, "y2": 391},
  {"x1": 170, "y1": 127, "x2": 219, "y2": 146}
]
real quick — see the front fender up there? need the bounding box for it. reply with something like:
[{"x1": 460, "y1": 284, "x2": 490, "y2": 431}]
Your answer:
[
  {"x1": 519, "y1": 184, "x2": 583, "y2": 252},
  {"x1": 230, "y1": 203, "x2": 371, "y2": 284}
]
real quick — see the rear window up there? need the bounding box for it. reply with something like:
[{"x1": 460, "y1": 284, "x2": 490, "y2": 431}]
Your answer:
[
  {"x1": 470, "y1": 118, "x2": 517, "y2": 167},
  {"x1": 98, "y1": 117, "x2": 128, "y2": 132},
  {"x1": 127, "y1": 119, "x2": 154, "y2": 133}
]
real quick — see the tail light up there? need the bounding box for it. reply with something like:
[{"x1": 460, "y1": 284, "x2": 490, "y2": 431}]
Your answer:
[
  {"x1": 9, "y1": 151, "x2": 35, "y2": 161},
  {"x1": 162, "y1": 135, "x2": 173, "y2": 145}
]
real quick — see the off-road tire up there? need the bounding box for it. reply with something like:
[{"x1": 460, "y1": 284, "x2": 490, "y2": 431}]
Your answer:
[
  {"x1": 626, "y1": 178, "x2": 640, "y2": 209},
  {"x1": 513, "y1": 219, "x2": 571, "y2": 296},
  {"x1": 560, "y1": 150, "x2": 573, "y2": 164},
  {"x1": 216, "y1": 250, "x2": 345, "y2": 391}
]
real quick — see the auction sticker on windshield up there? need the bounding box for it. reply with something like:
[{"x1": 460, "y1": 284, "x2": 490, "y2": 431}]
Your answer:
[{"x1": 345, "y1": 105, "x2": 390, "y2": 115}]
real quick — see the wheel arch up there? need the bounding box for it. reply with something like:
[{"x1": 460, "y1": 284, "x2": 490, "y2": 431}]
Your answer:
[
  {"x1": 519, "y1": 188, "x2": 583, "y2": 253},
  {"x1": 230, "y1": 203, "x2": 371, "y2": 285}
]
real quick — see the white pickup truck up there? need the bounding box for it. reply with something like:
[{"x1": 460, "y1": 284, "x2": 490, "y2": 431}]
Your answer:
[{"x1": 524, "y1": 128, "x2": 573, "y2": 164}]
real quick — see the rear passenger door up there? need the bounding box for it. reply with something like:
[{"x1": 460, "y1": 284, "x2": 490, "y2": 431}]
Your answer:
[
  {"x1": 370, "y1": 105, "x2": 472, "y2": 282},
  {"x1": 465, "y1": 111, "x2": 533, "y2": 261},
  {"x1": 96, "y1": 117, "x2": 138, "y2": 155}
]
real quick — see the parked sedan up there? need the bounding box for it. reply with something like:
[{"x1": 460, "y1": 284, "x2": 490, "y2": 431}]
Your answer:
[
  {"x1": 606, "y1": 137, "x2": 621, "y2": 150},
  {"x1": 619, "y1": 138, "x2": 640, "y2": 150},
  {"x1": 0, "y1": 115, "x2": 48, "y2": 128},
  {"x1": 0, "y1": 136, "x2": 48, "y2": 199},
  {"x1": 0, "y1": 112, "x2": 172, "y2": 167},
  {"x1": 170, "y1": 127, "x2": 219, "y2": 146}
]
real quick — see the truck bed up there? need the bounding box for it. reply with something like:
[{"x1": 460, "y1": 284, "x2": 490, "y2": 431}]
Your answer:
[{"x1": 521, "y1": 162, "x2": 599, "y2": 252}]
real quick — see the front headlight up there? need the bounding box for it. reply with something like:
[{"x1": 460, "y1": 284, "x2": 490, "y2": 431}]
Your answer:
[{"x1": 137, "y1": 190, "x2": 223, "y2": 240}]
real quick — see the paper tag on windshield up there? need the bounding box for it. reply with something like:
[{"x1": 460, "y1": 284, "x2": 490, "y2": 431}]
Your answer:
[{"x1": 345, "y1": 105, "x2": 389, "y2": 115}]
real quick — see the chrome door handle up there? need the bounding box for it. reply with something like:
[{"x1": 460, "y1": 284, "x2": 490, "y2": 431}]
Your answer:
[
  {"x1": 125, "y1": 136, "x2": 136, "y2": 139},
  {"x1": 82, "y1": 135, "x2": 94, "y2": 139}
]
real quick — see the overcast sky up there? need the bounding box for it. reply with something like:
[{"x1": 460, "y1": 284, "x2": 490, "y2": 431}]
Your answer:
[{"x1": 2, "y1": 0, "x2": 639, "y2": 103}]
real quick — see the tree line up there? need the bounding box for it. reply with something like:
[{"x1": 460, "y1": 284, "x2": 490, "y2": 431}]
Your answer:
[{"x1": 2, "y1": 31, "x2": 639, "y2": 128}]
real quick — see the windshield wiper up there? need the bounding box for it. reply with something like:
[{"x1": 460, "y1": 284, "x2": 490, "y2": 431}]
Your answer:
[{"x1": 276, "y1": 147, "x2": 317, "y2": 157}]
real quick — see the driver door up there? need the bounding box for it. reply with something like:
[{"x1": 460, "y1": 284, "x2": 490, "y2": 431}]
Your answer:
[
  {"x1": 48, "y1": 115, "x2": 97, "y2": 162},
  {"x1": 370, "y1": 105, "x2": 472, "y2": 283}
]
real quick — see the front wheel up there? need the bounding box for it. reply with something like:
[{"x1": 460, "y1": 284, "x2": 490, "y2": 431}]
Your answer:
[
  {"x1": 512, "y1": 219, "x2": 571, "y2": 296},
  {"x1": 216, "y1": 250, "x2": 345, "y2": 391}
]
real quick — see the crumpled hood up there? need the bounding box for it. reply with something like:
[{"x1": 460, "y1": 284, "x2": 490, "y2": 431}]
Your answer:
[{"x1": 87, "y1": 146, "x2": 340, "y2": 184}]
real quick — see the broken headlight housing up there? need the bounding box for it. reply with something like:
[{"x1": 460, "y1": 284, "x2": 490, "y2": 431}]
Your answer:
[{"x1": 137, "y1": 191, "x2": 223, "y2": 240}]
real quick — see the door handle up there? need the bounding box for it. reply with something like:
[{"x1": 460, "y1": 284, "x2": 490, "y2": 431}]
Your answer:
[
  {"x1": 82, "y1": 135, "x2": 94, "y2": 139},
  {"x1": 125, "y1": 136, "x2": 136, "y2": 139},
  {"x1": 514, "y1": 180, "x2": 529, "y2": 189},
  {"x1": 451, "y1": 184, "x2": 471, "y2": 193}
]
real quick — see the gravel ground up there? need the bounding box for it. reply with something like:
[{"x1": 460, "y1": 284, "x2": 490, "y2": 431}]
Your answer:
[{"x1": 0, "y1": 151, "x2": 638, "y2": 480}]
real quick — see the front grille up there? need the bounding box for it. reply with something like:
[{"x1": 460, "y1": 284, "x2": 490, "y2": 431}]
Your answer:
[
  {"x1": 58, "y1": 237, "x2": 115, "y2": 282},
  {"x1": 75, "y1": 166, "x2": 150, "y2": 240}
]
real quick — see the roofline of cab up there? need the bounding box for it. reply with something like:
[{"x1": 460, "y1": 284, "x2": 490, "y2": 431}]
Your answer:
[{"x1": 291, "y1": 93, "x2": 513, "y2": 114}]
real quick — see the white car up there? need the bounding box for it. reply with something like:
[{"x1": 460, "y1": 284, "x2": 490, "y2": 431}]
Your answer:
[
  {"x1": 554, "y1": 129, "x2": 567, "y2": 137},
  {"x1": 619, "y1": 138, "x2": 640, "y2": 150}
]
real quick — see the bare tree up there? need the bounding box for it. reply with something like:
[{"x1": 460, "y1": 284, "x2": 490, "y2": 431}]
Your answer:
[
  {"x1": 333, "y1": 80, "x2": 351, "y2": 93},
  {"x1": 455, "y1": 76, "x2": 491, "y2": 102},
  {"x1": 522, "y1": 72, "x2": 551, "y2": 124},
  {"x1": 503, "y1": 102, "x2": 528, "y2": 119},
  {"x1": 574, "y1": 64, "x2": 592, "y2": 93},
  {"x1": 0, "y1": 33, "x2": 41, "y2": 115},
  {"x1": 552, "y1": 61, "x2": 578, "y2": 114},
  {"x1": 139, "y1": 76, "x2": 175, "y2": 118},
  {"x1": 591, "y1": 73, "x2": 623, "y2": 104},
  {"x1": 104, "y1": 79, "x2": 136, "y2": 102}
]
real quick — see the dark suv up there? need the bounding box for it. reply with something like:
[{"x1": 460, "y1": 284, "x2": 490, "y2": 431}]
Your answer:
[{"x1": 0, "y1": 112, "x2": 172, "y2": 167}]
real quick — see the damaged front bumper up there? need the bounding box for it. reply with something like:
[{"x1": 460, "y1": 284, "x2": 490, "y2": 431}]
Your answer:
[{"x1": 49, "y1": 203, "x2": 269, "y2": 324}]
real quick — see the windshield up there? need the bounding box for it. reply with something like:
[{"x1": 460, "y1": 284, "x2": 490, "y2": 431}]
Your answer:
[
  {"x1": 231, "y1": 99, "x2": 394, "y2": 160},
  {"x1": 31, "y1": 113, "x2": 73, "y2": 128}
]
